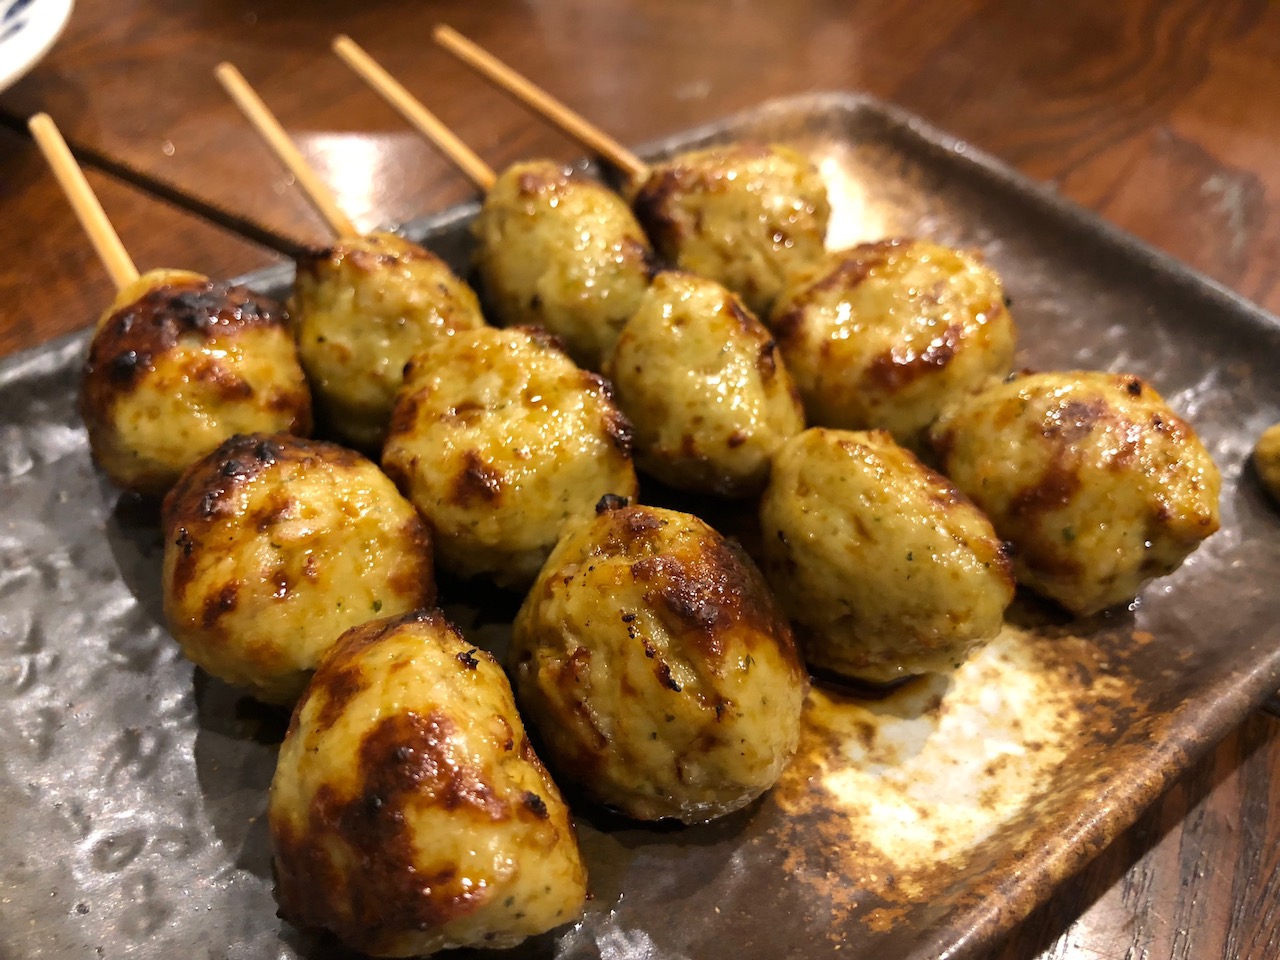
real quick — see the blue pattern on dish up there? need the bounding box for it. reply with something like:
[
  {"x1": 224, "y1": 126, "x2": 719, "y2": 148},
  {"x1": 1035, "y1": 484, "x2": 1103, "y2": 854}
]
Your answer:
[{"x1": 0, "y1": 0, "x2": 37, "y2": 43}]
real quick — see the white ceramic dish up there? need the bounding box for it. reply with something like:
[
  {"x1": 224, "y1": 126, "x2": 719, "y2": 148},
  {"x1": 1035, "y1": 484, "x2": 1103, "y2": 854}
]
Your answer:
[{"x1": 0, "y1": 0, "x2": 73, "y2": 93}]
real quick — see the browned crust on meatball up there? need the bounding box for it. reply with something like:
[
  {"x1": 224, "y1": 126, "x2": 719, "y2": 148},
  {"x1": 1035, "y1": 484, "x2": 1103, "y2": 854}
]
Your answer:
[
  {"x1": 292, "y1": 609, "x2": 444, "y2": 738},
  {"x1": 720, "y1": 286, "x2": 760, "y2": 335},
  {"x1": 755, "y1": 339, "x2": 781, "y2": 383},
  {"x1": 200, "y1": 581, "x2": 240, "y2": 628},
  {"x1": 163, "y1": 434, "x2": 358, "y2": 530},
  {"x1": 579, "y1": 370, "x2": 616, "y2": 402},
  {"x1": 771, "y1": 240, "x2": 904, "y2": 341},
  {"x1": 80, "y1": 280, "x2": 304, "y2": 419},
  {"x1": 450, "y1": 450, "x2": 505, "y2": 506},
  {"x1": 580, "y1": 372, "x2": 634, "y2": 454},
  {"x1": 632, "y1": 144, "x2": 778, "y2": 251},
  {"x1": 601, "y1": 407, "x2": 635, "y2": 455},
  {"x1": 274, "y1": 609, "x2": 557, "y2": 951},
  {"x1": 631, "y1": 148, "x2": 781, "y2": 257},
  {"x1": 863, "y1": 322, "x2": 966, "y2": 393},
  {"x1": 164, "y1": 433, "x2": 435, "y2": 615},
  {"x1": 513, "y1": 323, "x2": 571, "y2": 356},
  {"x1": 631, "y1": 167, "x2": 694, "y2": 254},
  {"x1": 931, "y1": 373, "x2": 1214, "y2": 594},
  {"x1": 273, "y1": 711, "x2": 507, "y2": 950},
  {"x1": 386, "y1": 389, "x2": 424, "y2": 438},
  {"x1": 295, "y1": 234, "x2": 446, "y2": 279},
  {"x1": 804, "y1": 240, "x2": 903, "y2": 297},
  {"x1": 79, "y1": 278, "x2": 313, "y2": 496},
  {"x1": 514, "y1": 161, "x2": 576, "y2": 198},
  {"x1": 85, "y1": 280, "x2": 283, "y2": 386},
  {"x1": 596, "y1": 507, "x2": 804, "y2": 672}
]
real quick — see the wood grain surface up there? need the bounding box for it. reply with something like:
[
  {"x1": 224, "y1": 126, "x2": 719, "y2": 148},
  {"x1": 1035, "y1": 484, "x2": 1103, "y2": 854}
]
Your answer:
[
  {"x1": 1, "y1": 1, "x2": 1277, "y2": 958},
  {"x1": 0, "y1": 129, "x2": 279, "y2": 352}
]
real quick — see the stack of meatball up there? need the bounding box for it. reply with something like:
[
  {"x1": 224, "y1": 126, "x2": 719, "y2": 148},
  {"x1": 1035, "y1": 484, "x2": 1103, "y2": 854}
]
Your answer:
[{"x1": 81, "y1": 142, "x2": 1220, "y2": 957}]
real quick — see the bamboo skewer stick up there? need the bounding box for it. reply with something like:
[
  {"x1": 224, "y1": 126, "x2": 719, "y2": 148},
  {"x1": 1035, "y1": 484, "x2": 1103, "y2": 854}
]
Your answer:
[
  {"x1": 332, "y1": 35, "x2": 497, "y2": 193},
  {"x1": 28, "y1": 113, "x2": 140, "y2": 290},
  {"x1": 431, "y1": 24, "x2": 649, "y2": 184},
  {"x1": 215, "y1": 62, "x2": 359, "y2": 239}
]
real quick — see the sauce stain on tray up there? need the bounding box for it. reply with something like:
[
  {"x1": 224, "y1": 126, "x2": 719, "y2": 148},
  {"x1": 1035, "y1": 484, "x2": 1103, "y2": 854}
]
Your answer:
[{"x1": 771, "y1": 622, "x2": 1143, "y2": 932}]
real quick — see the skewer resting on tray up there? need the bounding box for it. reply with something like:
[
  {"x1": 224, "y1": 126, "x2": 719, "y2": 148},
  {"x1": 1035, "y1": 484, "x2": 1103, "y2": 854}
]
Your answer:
[
  {"x1": 432, "y1": 24, "x2": 832, "y2": 319},
  {"x1": 219, "y1": 59, "x2": 640, "y2": 586},
  {"x1": 332, "y1": 34, "x2": 654, "y2": 371},
  {"x1": 216, "y1": 61, "x2": 486, "y2": 450},
  {"x1": 28, "y1": 112, "x2": 312, "y2": 496},
  {"x1": 334, "y1": 36, "x2": 806, "y2": 497},
  {"x1": 431, "y1": 29, "x2": 1016, "y2": 453}
]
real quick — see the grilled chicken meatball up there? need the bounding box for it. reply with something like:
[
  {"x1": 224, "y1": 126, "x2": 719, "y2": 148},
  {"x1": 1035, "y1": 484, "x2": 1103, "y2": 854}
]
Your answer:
[
  {"x1": 382, "y1": 326, "x2": 638, "y2": 587},
  {"x1": 1254, "y1": 423, "x2": 1280, "y2": 504},
  {"x1": 511, "y1": 502, "x2": 807, "y2": 823},
  {"x1": 760, "y1": 428, "x2": 1013, "y2": 684},
  {"x1": 473, "y1": 160, "x2": 654, "y2": 369},
  {"x1": 80, "y1": 269, "x2": 311, "y2": 496},
  {"x1": 929, "y1": 371, "x2": 1221, "y2": 615},
  {"x1": 771, "y1": 239, "x2": 1016, "y2": 448},
  {"x1": 291, "y1": 231, "x2": 485, "y2": 449},
  {"x1": 605, "y1": 271, "x2": 805, "y2": 497},
  {"x1": 632, "y1": 143, "x2": 830, "y2": 317},
  {"x1": 270, "y1": 609, "x2": 586, "y2": 956},
  {"x1": 161, "y1": 434, "x2": 434, "y2": 703}
]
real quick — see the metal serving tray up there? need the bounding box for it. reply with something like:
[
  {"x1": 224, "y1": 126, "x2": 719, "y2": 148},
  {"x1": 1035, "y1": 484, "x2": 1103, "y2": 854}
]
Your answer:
[{"x1": 2, "y1": 92, "x2": 1279, "y2": 960}]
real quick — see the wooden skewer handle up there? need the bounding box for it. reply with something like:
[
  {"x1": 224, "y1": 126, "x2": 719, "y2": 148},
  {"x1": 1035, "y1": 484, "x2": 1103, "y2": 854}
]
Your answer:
[
  {"x1": 333, "y1": 35, "x2": 496, "y2": 192},
  {"x1": 214, "y1": 62, "x2": 359, "y2": 239},
  {"x1": 432, "y1": 24, "x2": 650, "y2": 184},
  {"x1": 28, "y1": 113, "x2": 139, "y2": 290}
]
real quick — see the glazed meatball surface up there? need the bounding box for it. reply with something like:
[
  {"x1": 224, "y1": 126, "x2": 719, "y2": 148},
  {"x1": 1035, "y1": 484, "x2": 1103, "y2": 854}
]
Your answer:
[
  {"x1": 605, "y1": 271, "x2": 805, "y2": 497},
  {"x1": 291, "y1": 231, "x2": 485, "y2": 449},
  {"x1": 511, "y1": 503, "x2": 808, "y2": 823},
  {"x1": 760, "y1": 428, "x2": 1014, "y2": 684},
  {"x1": 96, "y1": 267, "x2": 206, "y2": 325},
  {"x1": 632, "y1": 143, "x2": 830, "y2": 317},
  {"x1": 929, "y1": 371, "x2": 1221, "y2": 615},
  {"x1": 1254, "y1": 423, "x2": 1280, "y2": 504},
  {"x1": 162, "y1": 433, "x2": 434, "y2": 703},
  {"x1": 474, "y1": 160, "x2": 654, "y2": 370},
  {"x1": 771, "y1": 239, "x2": 1016, "y2": 448},
  {"x1": 270, "y1": 610, "x2": 586, "y2": 957},
  {"x1": 382, "y1": 326, "x2": 638, "y2": 587},
  {"x1": 81, "y1": 269, "x2": 312, "y2": 496}
]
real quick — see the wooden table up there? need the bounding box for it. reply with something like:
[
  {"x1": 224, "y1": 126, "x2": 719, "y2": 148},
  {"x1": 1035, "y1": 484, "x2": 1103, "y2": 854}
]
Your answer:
[{"x1": 3, "y1": 1, "x2": 1277, "y2": 957}]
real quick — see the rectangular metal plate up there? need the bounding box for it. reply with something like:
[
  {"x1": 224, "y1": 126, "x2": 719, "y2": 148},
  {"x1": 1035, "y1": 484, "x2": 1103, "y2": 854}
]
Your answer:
[{"x1": 2, "y1": 93, "x2": 1279, "y2": 960}]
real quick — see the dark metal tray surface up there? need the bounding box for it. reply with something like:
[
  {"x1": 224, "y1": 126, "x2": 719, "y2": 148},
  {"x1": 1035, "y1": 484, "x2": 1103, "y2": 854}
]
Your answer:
[{"x1": 2, "y1": 92, "x2": 1279, "y2": 960}]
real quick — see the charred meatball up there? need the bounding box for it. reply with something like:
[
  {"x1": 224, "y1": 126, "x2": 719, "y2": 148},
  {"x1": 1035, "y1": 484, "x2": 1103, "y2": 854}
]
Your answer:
[
  {"x1": 1254, "y1": 423, "x2": 1280, "y2": 504},
  {"x1": 929, "y1": 371, "x2": 1221, "y2": 615},
  {"x1": 511, "y1": 502, "x2": 807, "y2": 823},
  {"x1": 80, "y1": 269, "x2": 312, "y2": 496},
  {"x1": 760, "y1": 428, "x2": 1014, "y2": 684},
  {"x1": 771, "y1": 239, "x2": 1016, "y2": 448},
  {"x1": 270, "y1": 609, "x2": 586, "y2": 956},
  {"x1": 291, "y1": 231, "x2": 485, "y2": 449},
  {"x1": 473, "y1": 160, "x2": 654, "y2": 369},
  {"x1": 605, "y1": 271, "x2": 805, "y2": 497},
  {"x1": 382, "y1": 326, "x2": 638, "y2": 587},
  {"x1": 632, "y1": 143, "x2": 830, "y2": 317},
  {"x1": 162, "y1": 434, "x2": 435, "y2": 703}
]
